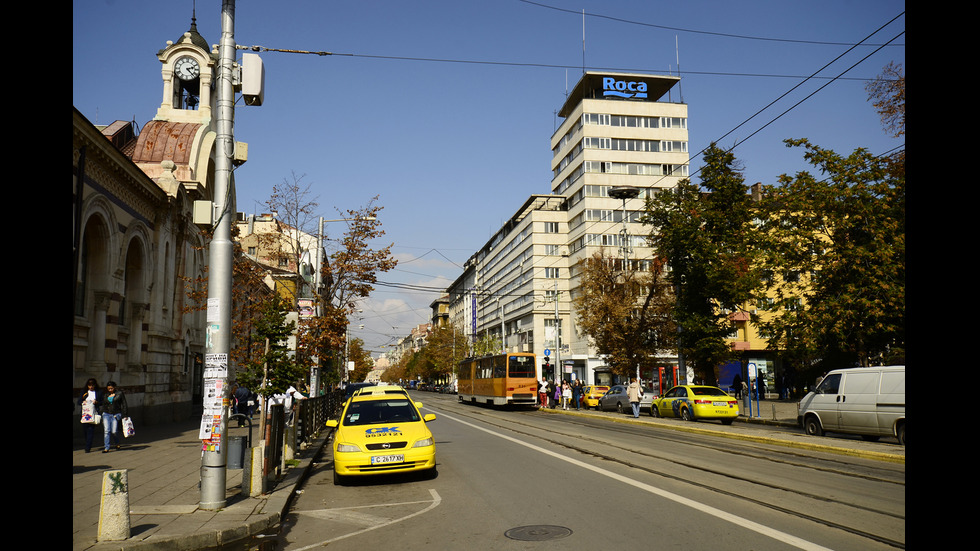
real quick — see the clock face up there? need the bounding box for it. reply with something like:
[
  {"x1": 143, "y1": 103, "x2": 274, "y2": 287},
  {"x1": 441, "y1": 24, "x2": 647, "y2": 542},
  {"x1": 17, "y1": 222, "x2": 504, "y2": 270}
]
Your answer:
[{"x1": 174, "y1": 56, "x2": 200, "y2": 81}]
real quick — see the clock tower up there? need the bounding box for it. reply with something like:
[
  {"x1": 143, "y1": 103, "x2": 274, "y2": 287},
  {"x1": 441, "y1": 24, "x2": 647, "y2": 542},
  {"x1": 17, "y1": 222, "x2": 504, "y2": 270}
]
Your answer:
[
  {"x1": 154, "y1": 16, "x2": 217, "y2": 124},
  {"x1": 132, "y1": 14, "x2": 243, "y2": 201}
]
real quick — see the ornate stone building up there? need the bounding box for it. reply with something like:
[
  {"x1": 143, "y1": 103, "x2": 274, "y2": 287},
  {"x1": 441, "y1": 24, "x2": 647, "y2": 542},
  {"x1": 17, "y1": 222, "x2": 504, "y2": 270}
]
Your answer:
[{"x1": 73, "y1": 18, "x2": 246, "y2": 425}]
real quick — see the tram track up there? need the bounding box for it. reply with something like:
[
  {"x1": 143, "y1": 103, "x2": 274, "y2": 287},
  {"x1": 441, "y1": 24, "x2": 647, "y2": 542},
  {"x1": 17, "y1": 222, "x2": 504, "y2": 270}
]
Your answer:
[{"x1": 425, "y1": 397, "x2": 905, "y2": 550}]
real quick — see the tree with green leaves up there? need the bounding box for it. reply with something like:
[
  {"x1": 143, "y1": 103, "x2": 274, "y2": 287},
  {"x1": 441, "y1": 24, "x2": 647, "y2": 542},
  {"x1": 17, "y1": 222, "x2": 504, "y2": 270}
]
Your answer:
[
  {"x1": 236, "y1": 294, "x2": 303, "y2": 397},
  {"x1": 757, "y1": 63, "x2": 905, "y2": 371},
  {"x1": 573, "y1": 250, "x2": 675, "y2": 379},
  {"x1": 417, "y1": 324, "x2": 469, "y2": 382},
  {"x1": 644, "y1": 144, "x2": 762, "y2": 384},
  {"x1": 758, "y1": 140, "x2": 904, "y2": 369}
]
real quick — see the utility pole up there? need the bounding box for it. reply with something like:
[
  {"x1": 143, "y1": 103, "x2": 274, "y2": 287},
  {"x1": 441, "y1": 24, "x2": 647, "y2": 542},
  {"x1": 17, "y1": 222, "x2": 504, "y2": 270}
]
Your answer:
[{"x1": 200, "y1": 0, "x2": 237, "y2": 510}]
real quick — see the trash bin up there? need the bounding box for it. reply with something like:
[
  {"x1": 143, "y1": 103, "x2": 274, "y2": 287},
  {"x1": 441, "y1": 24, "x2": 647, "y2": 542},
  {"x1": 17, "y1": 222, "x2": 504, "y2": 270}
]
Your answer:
[{"x1": 228, "y1": 435, "x2": 247, "y2": 469}]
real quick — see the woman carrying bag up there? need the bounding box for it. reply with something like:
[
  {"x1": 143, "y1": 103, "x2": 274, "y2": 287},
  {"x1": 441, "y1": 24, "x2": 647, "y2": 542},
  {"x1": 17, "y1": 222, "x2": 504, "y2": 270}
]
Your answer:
[
  {"x1": 101, "y1": 381, "x2": 129, "y2": 453},
  {"x1": 77, "y1": 378, "x2": 103, "y2": 453}
]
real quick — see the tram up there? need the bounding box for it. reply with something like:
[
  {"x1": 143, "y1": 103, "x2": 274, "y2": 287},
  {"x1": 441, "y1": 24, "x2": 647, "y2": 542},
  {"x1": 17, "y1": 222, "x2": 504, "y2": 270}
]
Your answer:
[{"x1": 457, "y1": 353, "x2": 538, "y2": 407}]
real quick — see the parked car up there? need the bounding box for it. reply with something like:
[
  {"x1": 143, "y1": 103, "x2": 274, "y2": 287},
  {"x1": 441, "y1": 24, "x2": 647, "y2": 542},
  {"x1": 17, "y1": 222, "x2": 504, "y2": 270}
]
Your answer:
[
  {"x1": 582, "y1": 385, "x2": 610, "y2": 409},
  {"x1": 597, "y1": 384, "x2": 654, "y2": 415},
  {"x1": 797, "y1": 366, "x2": 905, "y2": 445},
  {"x1": 651, "y1": 385, "x2": 739, "y2": 424}
]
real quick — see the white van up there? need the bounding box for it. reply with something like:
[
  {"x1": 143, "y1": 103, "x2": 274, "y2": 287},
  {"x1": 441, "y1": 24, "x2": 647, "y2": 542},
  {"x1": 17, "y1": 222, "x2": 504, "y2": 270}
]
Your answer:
[{"x1": 797, "y1": 366, "x2": 905, "y2": 445}]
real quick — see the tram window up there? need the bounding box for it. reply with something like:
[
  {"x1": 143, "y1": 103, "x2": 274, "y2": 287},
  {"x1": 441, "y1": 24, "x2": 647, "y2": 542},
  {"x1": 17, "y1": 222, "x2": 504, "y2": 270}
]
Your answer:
[
  {"x1": 508, "y1": 356, "x2": 536, "y2": 378},
  {"x1": 493, "y1": 356, "x2": 506, "y2": 378}
]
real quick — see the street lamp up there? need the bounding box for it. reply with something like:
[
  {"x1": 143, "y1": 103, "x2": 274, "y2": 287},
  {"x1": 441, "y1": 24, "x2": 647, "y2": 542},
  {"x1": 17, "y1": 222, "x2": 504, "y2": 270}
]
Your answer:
[
  {"x1": 308, "y1": 216, "x2": 375, "y2": 396},
  {"x1": 607, "y1": 186, "x2": 641, "y2": 383}
]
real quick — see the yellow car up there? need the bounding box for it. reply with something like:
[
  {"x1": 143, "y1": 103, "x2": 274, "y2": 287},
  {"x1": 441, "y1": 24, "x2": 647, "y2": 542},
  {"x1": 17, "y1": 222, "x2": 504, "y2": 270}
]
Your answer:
[
  {"x1": 651, "y1": 385, "x2": 739, "y2": 425},
  {"x1": 326, "y1": 389, "x2": 437, "y2": 485},
  {"x1": 582, "y1": 385, "x2": 610, "y2": 409}
]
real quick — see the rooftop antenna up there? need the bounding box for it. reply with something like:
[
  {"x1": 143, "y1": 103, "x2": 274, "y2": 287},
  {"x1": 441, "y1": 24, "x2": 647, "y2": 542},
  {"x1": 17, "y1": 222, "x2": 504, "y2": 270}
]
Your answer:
[
  {"x1": 676, "y1": 35, "x2": 684, "y2": 103},
  {"x1": 582, "y1": 9, "x2": 586, "y2": 75}
]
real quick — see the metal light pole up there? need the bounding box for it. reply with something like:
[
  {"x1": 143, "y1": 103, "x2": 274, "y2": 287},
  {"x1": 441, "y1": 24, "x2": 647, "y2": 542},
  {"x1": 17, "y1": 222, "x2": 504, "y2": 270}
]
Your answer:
[
  {"x1": 200, "y1": 0, "x2": 237, "y2": 510},
  {"x1": 608, "y1": 186, "x2": 640, "y2": 383}
]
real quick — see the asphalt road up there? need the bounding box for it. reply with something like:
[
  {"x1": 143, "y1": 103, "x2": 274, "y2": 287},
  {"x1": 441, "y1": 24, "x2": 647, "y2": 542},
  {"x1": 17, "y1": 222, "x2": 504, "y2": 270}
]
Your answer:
[{"x1": 268, "y1": 392, "x2": 904, "y2": 551}]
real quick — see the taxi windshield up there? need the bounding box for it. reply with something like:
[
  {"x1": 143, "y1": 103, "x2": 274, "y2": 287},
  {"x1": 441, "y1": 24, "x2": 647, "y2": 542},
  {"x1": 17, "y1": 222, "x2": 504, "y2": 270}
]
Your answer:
[{"x1": 342, "y1": 399, "x2": 421, "y2": 426}]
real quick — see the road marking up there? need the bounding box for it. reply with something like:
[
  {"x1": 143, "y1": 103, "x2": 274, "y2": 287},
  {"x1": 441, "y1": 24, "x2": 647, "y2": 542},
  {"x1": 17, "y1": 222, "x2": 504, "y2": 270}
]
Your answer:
[
  {"x1": 288, "y1": 489, "x2": 441, "y2": 550},
  {"x1": 440, "y1": 410, "x2": 834, "y2": 551}
]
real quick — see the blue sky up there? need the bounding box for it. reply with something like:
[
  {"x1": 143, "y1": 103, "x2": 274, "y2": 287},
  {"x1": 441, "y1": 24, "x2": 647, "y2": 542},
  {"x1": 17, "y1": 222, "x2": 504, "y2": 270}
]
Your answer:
[{"x1": 74, "y1": 1, "x2": 905, "y2": 356}]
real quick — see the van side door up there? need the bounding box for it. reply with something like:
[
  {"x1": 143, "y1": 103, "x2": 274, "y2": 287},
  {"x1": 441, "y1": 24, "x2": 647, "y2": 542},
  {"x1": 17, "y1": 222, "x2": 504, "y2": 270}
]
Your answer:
[{"x1": 837, "y1": 371, "x2": 881, "y2": 434}]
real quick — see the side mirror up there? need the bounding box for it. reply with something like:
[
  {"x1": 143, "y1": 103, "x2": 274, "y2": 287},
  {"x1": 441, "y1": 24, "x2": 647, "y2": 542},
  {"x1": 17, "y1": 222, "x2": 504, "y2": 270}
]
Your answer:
[
  {"x1": 326, "y1": 419, "x2": 338, "y2": 428},
  {"x1": 415, "y1": 401, "x2": 424, "y2": 409},
  {"x1": 423, "y1": 413, "x2": 436, "y2": 423}
]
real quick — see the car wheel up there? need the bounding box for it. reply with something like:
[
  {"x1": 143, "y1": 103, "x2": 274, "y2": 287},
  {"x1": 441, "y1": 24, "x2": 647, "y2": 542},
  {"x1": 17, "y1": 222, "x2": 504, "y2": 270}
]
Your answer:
[
  {"x1": 896, "y1": 423, "x2": 905, "y2": 446},
  {"x1": 721, "y1": 418, "x2": 734, "y2": 425},
  {"x1": 804, "y1": 415, "x2": 824, "y2": 437},
  {"x1": 680, "y1": 407, "x2": 693, "y2": 421},
  {"x1": 616, "y1": 402, "x2": 624, "y2": 414},
  {"x1": 333, "y1": 469, "x2": 344, "y2": 486},
  {"x1": 650, "y1": 405, "x2": 659, "y2": 418}
]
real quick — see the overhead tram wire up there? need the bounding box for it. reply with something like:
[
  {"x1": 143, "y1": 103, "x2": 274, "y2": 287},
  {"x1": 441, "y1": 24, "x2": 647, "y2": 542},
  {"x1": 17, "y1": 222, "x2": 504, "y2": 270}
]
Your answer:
[
  {"x1": 237, "y1": 44, "x2": 884, "y2": 83},
  {"x1": 519, "y1": 0, "x2": 904, "y2": 48}
]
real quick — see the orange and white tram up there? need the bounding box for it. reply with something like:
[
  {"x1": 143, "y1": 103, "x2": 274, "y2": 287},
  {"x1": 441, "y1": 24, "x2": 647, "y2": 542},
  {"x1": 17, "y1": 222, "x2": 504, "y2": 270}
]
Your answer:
[{"x1": 457, "y1": 353, "x2": 538, "y2": 407}]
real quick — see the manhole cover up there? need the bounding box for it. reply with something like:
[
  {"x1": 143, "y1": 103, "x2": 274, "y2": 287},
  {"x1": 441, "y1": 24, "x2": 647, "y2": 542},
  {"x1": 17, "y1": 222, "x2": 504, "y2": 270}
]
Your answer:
[{"x1": 504, "y1": 525, "x2": 573, "y2": 541}]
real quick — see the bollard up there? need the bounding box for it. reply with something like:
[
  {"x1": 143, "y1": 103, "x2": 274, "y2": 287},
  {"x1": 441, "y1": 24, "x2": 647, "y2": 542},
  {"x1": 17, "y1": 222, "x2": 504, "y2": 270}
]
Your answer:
[
  {"x1": 98, "y1": 469, "x2": 130, "y2": 541},
  {"x1": 242, "y1": 443, "x2": 266, "y2": 496}
]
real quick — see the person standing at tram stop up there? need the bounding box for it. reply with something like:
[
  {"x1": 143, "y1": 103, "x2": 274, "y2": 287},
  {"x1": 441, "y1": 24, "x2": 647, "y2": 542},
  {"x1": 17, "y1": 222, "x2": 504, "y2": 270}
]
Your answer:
[
  {"x1": 627, "y1": 377, "x2": 643, "y2": 418},
  {"x1": 77, "y1": 378, "x2": 103, "y2": 453},
  {"x1": 538, "y1": 380, "x2": 548, "y2": 408},
  {"x1": 101, "y1": 381, "x2": 128, "y2": 453},
  {"x1": 561, "y1": 381, "x2": 571, "y2": 410},
  {"x1": 572, "y1": 380, "x2": 583, "y2": 410}
]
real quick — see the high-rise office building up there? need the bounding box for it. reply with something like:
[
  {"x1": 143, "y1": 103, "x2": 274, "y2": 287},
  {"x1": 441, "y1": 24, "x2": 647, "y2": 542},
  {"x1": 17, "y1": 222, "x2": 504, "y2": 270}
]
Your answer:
[{"x1": 448, "y1": 71, "x2": 689, "y2": 386}]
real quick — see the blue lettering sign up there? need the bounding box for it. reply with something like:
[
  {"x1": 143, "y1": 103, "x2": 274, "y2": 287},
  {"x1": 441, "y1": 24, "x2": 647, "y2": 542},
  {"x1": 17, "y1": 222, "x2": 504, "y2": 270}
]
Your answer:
[
  {"x1": 602, "y1": 77, "x2": 648, "y2": 99},
  {"x1": 365, "y1": 427, "x2": 401, "y2": 434}
]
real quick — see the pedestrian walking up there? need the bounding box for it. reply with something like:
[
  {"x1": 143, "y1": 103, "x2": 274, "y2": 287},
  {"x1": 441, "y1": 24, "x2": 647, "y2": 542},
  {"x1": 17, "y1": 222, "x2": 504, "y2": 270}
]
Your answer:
[
  {"x1": 553, "y1": 380, "x2": 561, "y2": 409},
  {"x1": 561, "y1": 381, "x2": 572, "y2": 410},
  {"x1": 538, "y1": 379, "x2": 548, "y2": 408},
  {"x1": 77, "y1": 378, "x2": 103, "y2": 453},
  {"x1": 572, "y1": 380, "x2": 582, "y2": 410},
  {"x1": 627, "y1": 377, "x2": 643, "y2": 418},
  {"x1": 101, "y1": 381, "x2": 128, "y2": 453}
]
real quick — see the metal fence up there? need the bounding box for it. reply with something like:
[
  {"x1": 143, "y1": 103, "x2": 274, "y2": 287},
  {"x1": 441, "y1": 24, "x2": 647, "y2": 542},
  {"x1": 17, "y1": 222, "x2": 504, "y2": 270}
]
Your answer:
[{"x1": 257, "y1": 390, "x2": 344, "y2": 480}]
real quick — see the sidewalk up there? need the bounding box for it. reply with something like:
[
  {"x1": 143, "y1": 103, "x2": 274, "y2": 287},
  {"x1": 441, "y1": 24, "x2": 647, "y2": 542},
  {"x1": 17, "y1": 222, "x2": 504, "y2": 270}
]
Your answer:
[{"x1": 72, "y1": 419, "x2": 330, "y2": 551}]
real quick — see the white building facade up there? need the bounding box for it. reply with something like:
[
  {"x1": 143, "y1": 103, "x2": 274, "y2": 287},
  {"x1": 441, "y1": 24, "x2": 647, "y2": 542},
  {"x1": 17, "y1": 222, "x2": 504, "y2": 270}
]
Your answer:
[{"x1": 450, "y1": 72, "x2": 689, "y2": 386}]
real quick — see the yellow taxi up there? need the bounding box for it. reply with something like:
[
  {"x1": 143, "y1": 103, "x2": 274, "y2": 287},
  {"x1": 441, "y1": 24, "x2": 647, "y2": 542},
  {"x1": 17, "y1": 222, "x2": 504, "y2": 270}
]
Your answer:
[
  {"x1": 651, "y1": 385, "x2": 739, "y2": 425},
  {"x1": 582, "y1": 385, "x2": 610, "y2": 409},
  {"x1": 326, "y1": 389, "x2": 437, "y2": 485}
]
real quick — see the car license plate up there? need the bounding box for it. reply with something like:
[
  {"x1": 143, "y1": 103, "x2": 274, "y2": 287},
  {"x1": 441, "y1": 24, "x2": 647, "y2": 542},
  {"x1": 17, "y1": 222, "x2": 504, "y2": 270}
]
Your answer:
[
  {"x1": 371, "y1": 454, "x2": 404, "y2": 465},
  {"x1": 713, "y1": 401, "x2": 730, "y2": 407}
]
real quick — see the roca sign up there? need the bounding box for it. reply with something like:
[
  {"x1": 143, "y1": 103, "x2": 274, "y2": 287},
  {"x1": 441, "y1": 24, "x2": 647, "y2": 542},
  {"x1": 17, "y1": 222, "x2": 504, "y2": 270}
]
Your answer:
[{"x1": 602, "y1": 77, "x2": 648, "y2": 99}]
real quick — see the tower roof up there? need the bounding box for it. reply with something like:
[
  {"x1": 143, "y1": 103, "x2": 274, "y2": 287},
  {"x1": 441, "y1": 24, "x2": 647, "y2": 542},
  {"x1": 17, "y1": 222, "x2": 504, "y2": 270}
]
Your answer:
[
  {"x1": 158, "y1": 16, "x2": 211, "y2": 56},
  {"x1": 558, "y1": 72, "x2": 681, "y2": 118}
]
